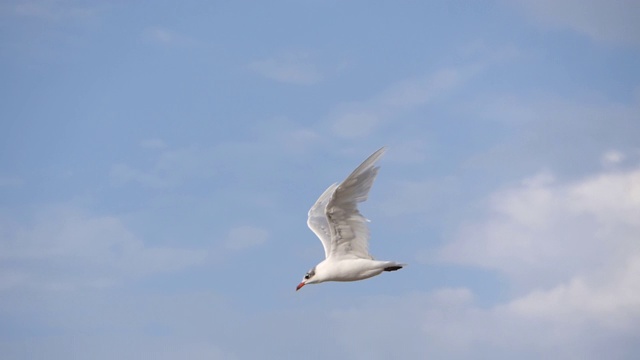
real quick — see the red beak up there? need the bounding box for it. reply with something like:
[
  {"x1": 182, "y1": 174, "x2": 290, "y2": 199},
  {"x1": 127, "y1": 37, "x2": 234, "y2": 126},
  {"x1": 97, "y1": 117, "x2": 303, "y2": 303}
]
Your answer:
[{"x1": 296, "y1": 282, "x2": 305, "y2": 291}]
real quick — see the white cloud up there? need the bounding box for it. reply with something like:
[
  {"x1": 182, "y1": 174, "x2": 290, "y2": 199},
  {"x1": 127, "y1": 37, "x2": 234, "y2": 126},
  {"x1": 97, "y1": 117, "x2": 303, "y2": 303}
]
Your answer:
[
  {"x1": 225, "y1": 225, "x2": 268, "y2": 250},
  {"x1": 602, "y1": 149, "x2": 625, "y2": 166},
  {"x1": 506, "y1": 255, "x2": 640, "y2": 328},
  {"x1": 5, "y1": 158, "x2": 639, "y2": 359},
  {"x1": 329, "y1": 165, "x2": 640, "y2": 358},
  {"x1": 437, "y1": 166, "x2": 640, "y2": 287},
  {"x1": 249, "y1": 52, "x2": 322, "y2": 85},
  {"x1": 512, "y1": 0, "x2": 640, "y2": 46}
]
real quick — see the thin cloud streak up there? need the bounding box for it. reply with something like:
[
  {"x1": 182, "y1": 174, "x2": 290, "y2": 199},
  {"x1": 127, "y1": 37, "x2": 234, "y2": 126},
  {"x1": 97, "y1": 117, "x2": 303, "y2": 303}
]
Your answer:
[
  {"x1": 225, "y1": 225, "x2": 269, "y2": 251},
  {"x1": 0, "y1": 205, "x2": 208, "y2": 291},
  {"x1": 249, "y1": 52, "x2": 322, "y2": 85},
  {"x1": 12, "y1": 0, "x2": 98, "y2": 22},
  {"x1": 512, "y1": 0, "x2": 640, "y2": 46},
  {"x1": 328, "y1": 62, "x2": 487, "y2": 138},
  {"x1": 142, "y1": 26, "x2": 199, "y2": 46}
]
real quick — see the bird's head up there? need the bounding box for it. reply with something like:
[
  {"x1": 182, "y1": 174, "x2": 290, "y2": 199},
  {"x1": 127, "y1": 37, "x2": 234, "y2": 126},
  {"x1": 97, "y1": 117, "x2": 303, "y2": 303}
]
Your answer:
[{"x1": 296, "y1": 267, "x2": 317, "y2": 291}]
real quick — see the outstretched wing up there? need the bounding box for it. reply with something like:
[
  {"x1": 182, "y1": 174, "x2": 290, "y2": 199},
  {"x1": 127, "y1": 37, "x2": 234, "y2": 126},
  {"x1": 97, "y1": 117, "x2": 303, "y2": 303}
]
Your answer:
[
  {"x1": 307, "y1": 182, "x2": 338, "y2": 258},
  {"x1": 326, "y1": 147, "x2": 386, "y2": 260}
]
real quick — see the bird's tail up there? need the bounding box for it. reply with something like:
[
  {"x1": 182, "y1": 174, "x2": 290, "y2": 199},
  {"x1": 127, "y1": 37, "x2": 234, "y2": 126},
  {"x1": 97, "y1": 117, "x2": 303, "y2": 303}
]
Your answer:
[{"x1": 383, "y1": 262, "x2": 406, "y2": 272}]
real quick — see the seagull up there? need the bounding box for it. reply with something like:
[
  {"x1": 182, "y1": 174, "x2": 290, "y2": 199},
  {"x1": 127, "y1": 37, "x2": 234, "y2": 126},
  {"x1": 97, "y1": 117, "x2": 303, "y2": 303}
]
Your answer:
[{"x1": 296, "y1": 147, "x2": 405, "y2": 291}]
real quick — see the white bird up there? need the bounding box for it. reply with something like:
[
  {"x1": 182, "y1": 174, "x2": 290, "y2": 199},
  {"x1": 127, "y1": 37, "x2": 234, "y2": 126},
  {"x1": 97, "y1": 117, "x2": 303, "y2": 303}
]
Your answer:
[{"x1": 296, "y1": 147, "x2": 405, "y2": 291}]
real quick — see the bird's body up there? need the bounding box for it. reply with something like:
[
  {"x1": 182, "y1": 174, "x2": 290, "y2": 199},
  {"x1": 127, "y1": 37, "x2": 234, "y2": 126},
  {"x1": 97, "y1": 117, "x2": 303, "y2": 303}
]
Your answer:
[
  {"x1": 312, "y1": 258, "x2": 403, "y2": 283},
  {"x1": 296, "y1": 147, "x2": 405, "y2": 291}
]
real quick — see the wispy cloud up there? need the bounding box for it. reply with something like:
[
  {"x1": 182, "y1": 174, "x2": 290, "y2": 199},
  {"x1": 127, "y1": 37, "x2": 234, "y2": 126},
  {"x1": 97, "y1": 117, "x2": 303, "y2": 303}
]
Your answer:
[
  {"x1": 512, "y1": 0, "x2": 640, "y2": 46},
  {"x1": 470, "y1": 93, "x2": 640, "y2": 177},
  {"x1": 249, "y1": 52, "x2": 322, "y2": 85},
  {"x1": 110, "y1": 144, "x2": 216, "y2": 188},
  {"x1": 142, "y1": 26, "x2": 198, "y2": 46},
  {"x1": 110, "y1": 125, "x2": 326, "y2": 190},
  {"x1": 12, "y1": 0, "x2": 98, "y2": 22},
  {"x1": 328, "y1": 66, "x2": 473, "y2": 138},
  {"x1": 380, "y1": 177, "x2": 460, "y2": 217},
  {"x1": 326, "y1": 43, "x2": 520, "y2": 140},
  {"x1": 0, "y1": 205, "x2": 207, "y2": 291},
  {"x1": 140, "y1": 138, "x2": 168, "y2": 150},
  {"x1": 110, "y1": 163, "x2": 169, "y2": 188},
  {"x1": 601, "y1": 149, "x2": 626, "y2": 166},
  {"x1": 224, "y1": 225, "x2": 268, "y2": 251},
  {"x1": 0, "y1": 175, "x2": 23, "y2": 187}
]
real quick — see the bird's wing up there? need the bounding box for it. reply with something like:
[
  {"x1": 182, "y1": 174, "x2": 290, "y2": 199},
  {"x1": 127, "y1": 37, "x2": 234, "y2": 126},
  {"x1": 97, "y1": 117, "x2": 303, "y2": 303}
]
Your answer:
[
  {"x1": 325, "y1": 147, "x2": 386, "y2": 260},
  {"x1": 307, "y1": 182, "x2": 339, "y2": 258}
]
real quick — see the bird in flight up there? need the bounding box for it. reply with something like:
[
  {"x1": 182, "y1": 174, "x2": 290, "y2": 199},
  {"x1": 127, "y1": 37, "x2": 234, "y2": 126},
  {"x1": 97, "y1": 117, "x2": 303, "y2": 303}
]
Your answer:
[{"x1": 296, "y1": 147, "x2": 405, "y2": 291}]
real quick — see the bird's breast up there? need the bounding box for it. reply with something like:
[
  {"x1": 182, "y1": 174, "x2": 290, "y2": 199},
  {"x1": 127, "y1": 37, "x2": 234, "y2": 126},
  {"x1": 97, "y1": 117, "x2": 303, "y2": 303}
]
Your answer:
[{"x1": 320, "y1": 259, "x2": 386, "y2": 282}]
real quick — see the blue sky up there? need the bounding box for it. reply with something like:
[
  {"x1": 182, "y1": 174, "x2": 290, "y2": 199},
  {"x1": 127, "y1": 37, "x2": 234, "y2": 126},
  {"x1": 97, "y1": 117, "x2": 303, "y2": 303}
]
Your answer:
[{"x1": 1, "y1": 0, "x2": 640, "y2": 358}]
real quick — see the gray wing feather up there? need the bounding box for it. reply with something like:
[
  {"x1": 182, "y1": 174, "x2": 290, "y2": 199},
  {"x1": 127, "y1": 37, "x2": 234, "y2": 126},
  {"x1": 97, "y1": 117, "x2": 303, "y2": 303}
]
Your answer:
[
  {"x1": 326, "y1": 147, "x2": 386, "y2": 259},
  {"x1": 307, "y1": 182, "x2": 339, "y2": 258}
]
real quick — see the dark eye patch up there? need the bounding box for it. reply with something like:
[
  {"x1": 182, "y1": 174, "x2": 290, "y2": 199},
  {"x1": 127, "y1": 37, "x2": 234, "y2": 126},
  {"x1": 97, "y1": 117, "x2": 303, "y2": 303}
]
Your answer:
[{"x1": 304, "y1": 268, "x2": 315, "y2": 280}]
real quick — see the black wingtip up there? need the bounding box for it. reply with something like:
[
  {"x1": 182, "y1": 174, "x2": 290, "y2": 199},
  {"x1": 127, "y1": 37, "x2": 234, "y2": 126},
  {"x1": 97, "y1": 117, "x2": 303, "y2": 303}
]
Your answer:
[{"x1": 383, "y1": 265, "x2": 403, "y2": 272}]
